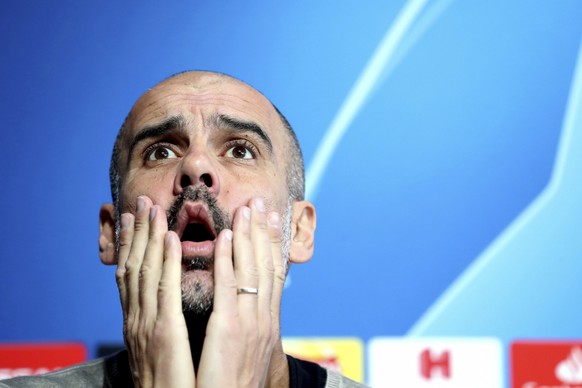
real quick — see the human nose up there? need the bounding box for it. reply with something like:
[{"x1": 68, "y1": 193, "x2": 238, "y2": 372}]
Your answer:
[{"x1": 173, "y1": 146, "x2": 220, "y2": 195}]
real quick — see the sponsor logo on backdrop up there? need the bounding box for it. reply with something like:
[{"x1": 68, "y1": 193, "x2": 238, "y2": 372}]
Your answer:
[
  {"x1": 555, "y1": 347, "x2": 582, "y2": 384},
  {"x1": 420, "y1": 348, "x2": 451, "y2": 380},
  {"x1": 282, "y1": 337, "x2": 364, "y2": 383},
  {"x1": 0, "y1": 343, "x2": 86, "y2": 379},
  {"x1": 368, "y1": 337, "x2": 502, "y2": 387},
  {"x1": 512, "y1": 341, "x2": 582, "y2": 388}
]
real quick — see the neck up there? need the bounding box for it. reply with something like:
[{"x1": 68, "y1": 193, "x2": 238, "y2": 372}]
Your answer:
[
  {"x1": 183, "y1": 310, "x2": 290, "y2": 388},
  {"x1": 184, "y1": 310, "x2": 210, "y2": 373}
]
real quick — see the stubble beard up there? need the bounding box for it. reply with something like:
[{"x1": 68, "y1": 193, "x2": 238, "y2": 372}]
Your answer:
[{"x1": 165, "y1": 186, "x2": 292, "y2": 315}]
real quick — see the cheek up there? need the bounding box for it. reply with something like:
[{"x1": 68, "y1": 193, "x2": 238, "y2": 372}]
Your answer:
[
  {"x1": 220, "y1": 171, "x2": 288, "y2": 212},
  {"x1": 121, "y1": 169, "x2": 176, "y2": 211}
]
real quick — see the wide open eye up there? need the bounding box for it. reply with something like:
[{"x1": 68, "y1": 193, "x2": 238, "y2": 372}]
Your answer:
[
  {"x1": 146, "y1": 146, "x2": 177, "y2": 161},
  {"x1": 225, "y1": 144, "x2": 254, "y2": 159}
]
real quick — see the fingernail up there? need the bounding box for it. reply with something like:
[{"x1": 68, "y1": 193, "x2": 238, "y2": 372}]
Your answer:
[
  {"x1": 242, "y1": 207, "x2": 251, "y2": 219},
  {"x1": 255, "y1": 198, "x2": 265, "y2": 212},
  {"x1": 149, "y1": 206, "x2": 157, "y2": 222},
  {"x1": 225, "y1": 230, "x2": 233, "y2": 241},
  {"x1": 164, "y1": 232, "x2": 174, "y2": 245},
  {"x1": 137, "y1": 196, "x2": 145, "y2": 212}
]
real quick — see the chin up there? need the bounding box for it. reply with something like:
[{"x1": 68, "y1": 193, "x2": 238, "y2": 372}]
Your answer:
[{"x1": 181, "y1": 270, "x2": 214, "y2": 314}]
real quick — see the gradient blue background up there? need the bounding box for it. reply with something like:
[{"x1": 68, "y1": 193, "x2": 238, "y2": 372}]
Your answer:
[{"x1": 1, "y1": 1, "x2": 581, "y2": 384}]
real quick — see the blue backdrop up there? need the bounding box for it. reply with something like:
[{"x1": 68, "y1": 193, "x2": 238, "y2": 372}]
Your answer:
[{"x1": 1, "y1": 0, "x2": 581, "y2": 377}]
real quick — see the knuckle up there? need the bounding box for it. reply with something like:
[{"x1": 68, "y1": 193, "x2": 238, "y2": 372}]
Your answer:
[
  {"x1": 148, "y1": 227, "x2": 164, "y2": 242},
  {"x1": 133, "y1": 219, "x2": 148, "y2": 232},
  {"x1": 136, "y1": 334, "x2": 148, "y2": 354},
  {"x1": 123, "y1": 268, "x2": 133, "y2": 284},
  {"x1": 243, "y1": 265, "x2": 260, "y2": 280},
  {"x1": 260, "y1": 254, "x2": 275, "y2": 270},
  {"x1": 259, "y1": 262, "x2": 275, "y2": 277},
  {"x1": 269, "y1": 231, "x2": 282, "y2": 244},
  {"x1": 115, "y1": 267, "x2": 126, "y2": 282},
  {"x1": 137, "y1": 317, "x2": 150, "y2": 334},
  {"x1": 119, "y1": 237, "x2": 131, "y2": 248},
  {"x1": 239, "y1": 222, "x2": 252, "y2": 237},
  {"x1": 125, "y1": 315, "x2": 138, "y2": 336},
  {"x1": 222, "y1": 278, "x2": 239, "y2": 290},
  {"x1": 123, "y1": 321, "x2": 135, "y2": 341},
  {"x1": 124, "y1": 257, "x2": 138, "y2": 272},
  {"x1": 119, "y1": 228, "x2": 132, "y2": 243},
  {"x1": 138, "y1": 263, "x2": 153, "y2": 278},
  {"x1": 255, "y1": 218, "x2": 268, "y2": 232},
  {"x1": 274, "y1": 269, "x2": 286, "y2": 284},
  {"x1": 157, "y1": 278, "x2": 170, "y2": 293}
]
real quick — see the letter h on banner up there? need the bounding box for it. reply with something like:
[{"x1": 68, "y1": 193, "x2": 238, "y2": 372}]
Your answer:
[{"x1": 420, "y1": 348, "x2": 451, "y2": 379}]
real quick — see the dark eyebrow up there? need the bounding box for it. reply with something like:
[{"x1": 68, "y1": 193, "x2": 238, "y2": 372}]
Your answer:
[
  {"x1": 128, "y1": 116, "x2": 185, "y2": 159},
  {"x1": 214, "y1": 114, "x2": 273, "y2": 154}
]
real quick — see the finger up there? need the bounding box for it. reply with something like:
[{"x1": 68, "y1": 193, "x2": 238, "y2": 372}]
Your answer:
[
  {"x1": 211, "y1": 228, "x2": 236, "y2": 315},
  {"x1": 233, "y1": 203, "x2": 260, "y2": 317},
  {"x1": 116, "y1": 212, "x2": 135, "y2": 318},
  {"x1": 157, "y1": 231, "x2": 185, "y2": 318},
  {"x1": 125, "y1": 196, "x2": 153, "y2": 318},
  {"x1": 138, "y1": 205, "x2": 167, "y2": 317},
  {"x1": 267, "y1": 211, "x2": 285, "y2": 332},
  {"x1": 250, "y1": 202, "x2": 276, "y2": 321}
]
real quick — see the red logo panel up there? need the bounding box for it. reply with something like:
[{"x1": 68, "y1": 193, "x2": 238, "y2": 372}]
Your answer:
[
  {"x1": 511, "y1": 341, "x2": 582, "y2": 387},
  {"x1": 0, "y1": 343, "x2": 87, "y2": 379}
]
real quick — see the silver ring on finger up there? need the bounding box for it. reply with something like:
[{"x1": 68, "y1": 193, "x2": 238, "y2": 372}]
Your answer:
[{"x1": 237, "y1": 287, "x2": 259, "y2": 295}]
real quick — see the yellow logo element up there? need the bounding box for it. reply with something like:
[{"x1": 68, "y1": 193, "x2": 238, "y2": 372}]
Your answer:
[{"x1": 283, "y1": 337, "x2": 364, "y2": 383}]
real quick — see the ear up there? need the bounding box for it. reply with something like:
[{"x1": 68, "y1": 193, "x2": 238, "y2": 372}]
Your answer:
[
  {"x1": 99, "y1": 203, "x2": 117, "y2": 265},
  {"x1": 289, "y1": 200, "x2": 316, "y2": 264}
]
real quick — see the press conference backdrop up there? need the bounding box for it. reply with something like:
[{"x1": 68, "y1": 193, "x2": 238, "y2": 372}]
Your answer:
[{"x1": 1, "y1": 1, "x2": 581, "y2": 385}]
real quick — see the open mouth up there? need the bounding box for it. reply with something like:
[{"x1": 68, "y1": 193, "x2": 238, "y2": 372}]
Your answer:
[
  {"x1": 175, "y1": 202, "x2": 218, "y2": 246},
  {"x1": 181, "y1": 222, "x2": 215, "y2": 243}
]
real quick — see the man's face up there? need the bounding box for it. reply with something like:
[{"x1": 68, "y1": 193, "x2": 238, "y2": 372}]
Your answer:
[{"x1": 117, "y1": 72, "x2": 291, "y2": 313}]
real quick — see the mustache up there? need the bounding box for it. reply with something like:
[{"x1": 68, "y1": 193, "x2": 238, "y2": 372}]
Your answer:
[{"x1": 166, "y1": 186, "x2": 231, "y2": 235}]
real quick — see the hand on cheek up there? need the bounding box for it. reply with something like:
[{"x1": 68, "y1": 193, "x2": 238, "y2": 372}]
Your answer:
[
  {"x1": 116, "y1": 196, "x2": 194, "y2": 388},
  {"x1": 114, "y1": 195, "x2": 287, "y2": 388},
  {"x1": 197, "y1": 198, "x2": 286, "y2": 388}
]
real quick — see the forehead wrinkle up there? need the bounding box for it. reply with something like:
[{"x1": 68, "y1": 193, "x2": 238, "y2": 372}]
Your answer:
[{"x1": 123, "y1": 76, "x2": 284, "y2": 165}]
